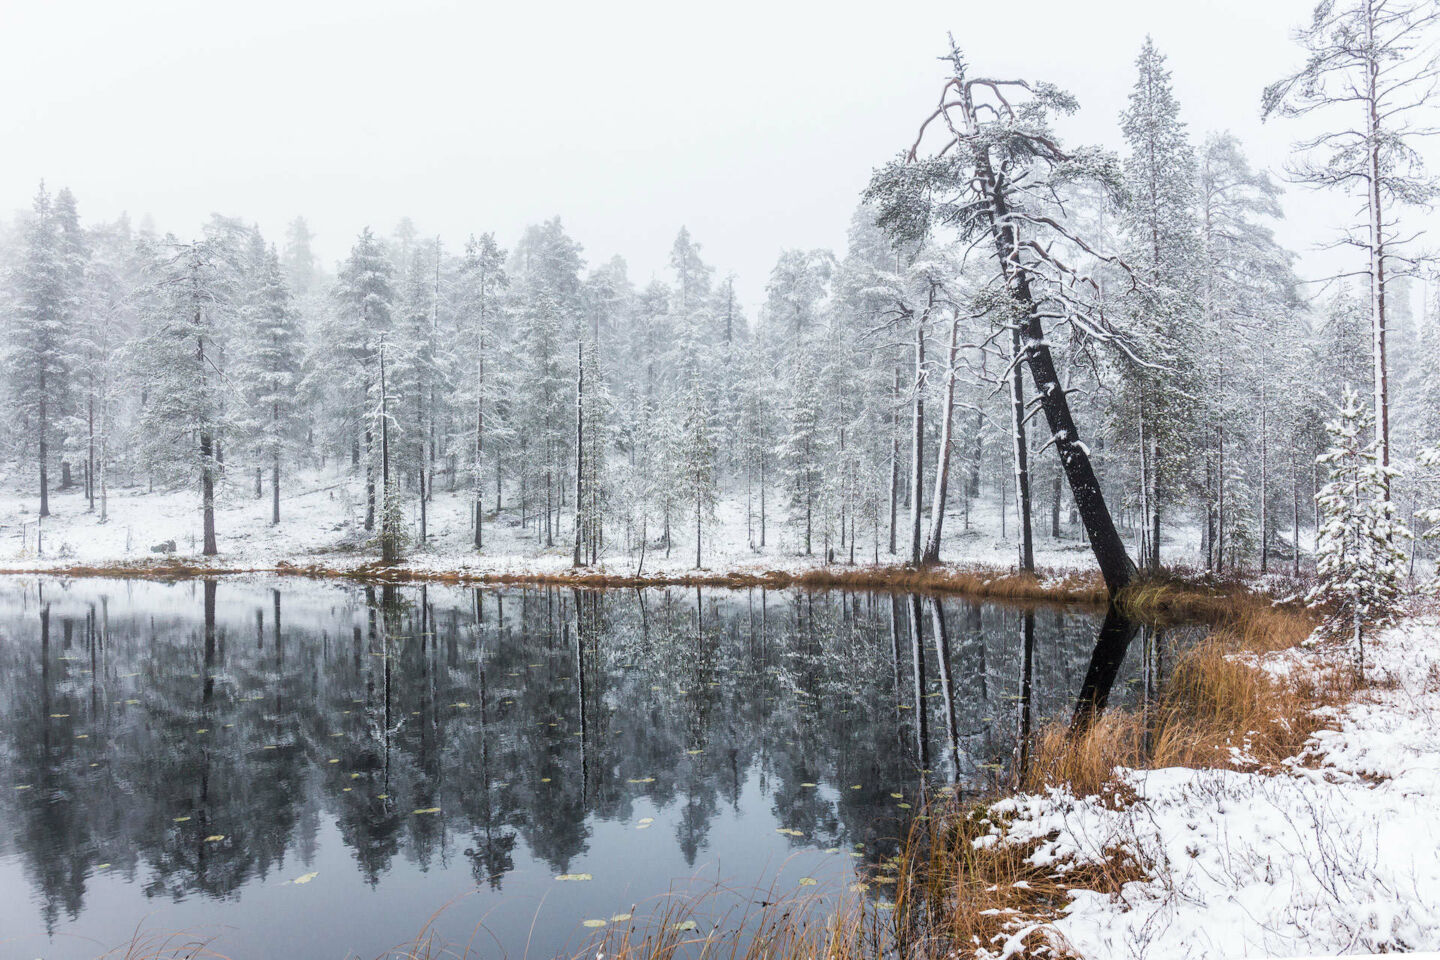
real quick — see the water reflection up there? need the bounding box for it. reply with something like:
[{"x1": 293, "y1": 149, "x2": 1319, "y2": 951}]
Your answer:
[{"x1": 0, "y1": 578, "x2": 1184, "y2": 960}]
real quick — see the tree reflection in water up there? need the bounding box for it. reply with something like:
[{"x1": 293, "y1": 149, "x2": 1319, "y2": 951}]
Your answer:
[{"x1": 0, "y1": 577, "x2": 1191, "y2": 960}]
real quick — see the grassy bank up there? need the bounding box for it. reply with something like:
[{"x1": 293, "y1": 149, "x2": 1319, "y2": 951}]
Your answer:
[
  {"x1": 0, "y1": 556, "x2": 1116, "y2": 604},
  {"x1": 879, "y1": 580, "x2": 1334, "y2": 959}
]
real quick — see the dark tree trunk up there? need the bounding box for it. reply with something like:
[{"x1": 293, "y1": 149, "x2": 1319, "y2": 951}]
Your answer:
[
  {"x1": 982, "y1": 171, "x2": 1133, "y2": 594},
  {"x1": 200, "y1": 432, "x2": 217, "y2": 556}
]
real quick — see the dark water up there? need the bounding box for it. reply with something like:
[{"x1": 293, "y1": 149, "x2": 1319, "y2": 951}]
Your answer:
[{"x1": 0, "y1": 577, "x2": 1187, "y2": 960}]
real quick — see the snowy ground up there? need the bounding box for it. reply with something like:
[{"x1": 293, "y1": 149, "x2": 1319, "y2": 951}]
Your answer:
[
  {"x1": 978, "y1": 610, "x2": 1440, "y2": 959},
  {"x1": 0, "y1": 464, "x2": 1147, "y2": 576}
]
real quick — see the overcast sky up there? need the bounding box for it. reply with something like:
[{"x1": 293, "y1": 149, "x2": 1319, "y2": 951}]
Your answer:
[{"x1": 2, "y1": 0, "x2": 1428, "y2": 315}]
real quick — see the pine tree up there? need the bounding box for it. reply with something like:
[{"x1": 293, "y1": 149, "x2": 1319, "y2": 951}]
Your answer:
[
  {"x1": 1309, "y1": 387, "x2": 1409, "y2": 673},
  {"x1": 330, "y1": 228, "x2": 395, "y2": 533},
  {"x1": 135, "y1": 239, "x2": 233, "y2": 555},
  {"x1": 674, "y1": 383, "x2": 717, "y2": 568},
  {"x1": 237, "y1": 239, "x2": 304, "y2": 524},
  {"x1": 5, "y1": 182, "x2": 73, "y2": 518},
  {"x1": 1266, "y1": 0, "x2": 1440, "y2": 499},
  {"x1": 1118, "y1": 37, "x2": 1204, "y2": 570}
]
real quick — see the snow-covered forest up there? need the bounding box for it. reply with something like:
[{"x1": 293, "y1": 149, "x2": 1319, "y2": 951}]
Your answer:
[{"x1": 2, "y1": 11, "x2": 1437, "y2": 580}]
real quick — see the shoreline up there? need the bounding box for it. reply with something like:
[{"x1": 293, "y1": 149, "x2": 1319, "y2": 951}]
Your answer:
[{"x1": 0, "y1": 556, "x2": 1112, "y2": 603}]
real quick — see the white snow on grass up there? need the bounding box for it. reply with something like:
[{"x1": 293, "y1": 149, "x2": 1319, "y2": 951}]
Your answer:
[
  {"x1": 977, "y1": 612, "x2": 1440, "y2": 959},
  {"x1": 0, "y1": 466, "x2": 1122, "y2": 576}
]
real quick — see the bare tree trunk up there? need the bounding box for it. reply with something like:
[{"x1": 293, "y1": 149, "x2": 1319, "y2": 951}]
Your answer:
[
  {"x1": 1292, "y1": 452, "x2": 1301, "y2": 578},
  {"x1": 908, "y1": 312, "x2": 926, "y2": 565},
  {"x1": 973, "y1": 124, "x2": 1134, "y2": 593},
  {"x1": 474, "y1": 339, "x2": 485, "y2": 549},
  {"x1": 573, "y1": 340, "x2": 584, "y2": 567},
  {"x1": 87, "y1": 388, "x2": 95, "y2": 511},
  {"x1": 38, "y1": 388, "x2": 49, "y2": 518},
  {"x1": 1260, "y1": 370, "x2": 1269, "y2": 573},
  {"x1": 889, "y1": 365, "x2": 900, "y2": 555},
  {"x1": 1365, "y1": 7, "x2": 1391, "y2": 501},
  {"x1": 1009, "y1": 319, "x2": 1034, "y2": 572},
  {"x1": 200, "y1": 432, "x2": 217, "y2": 556},
  {"x1": 922, "y1": 317, "x2": 961, "y2": 564}
]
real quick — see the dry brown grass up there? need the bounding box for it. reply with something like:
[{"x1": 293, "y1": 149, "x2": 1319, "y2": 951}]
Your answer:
[
  {"x1": 890, "y1": 579, "x2": 1342, "y2": 956},
  {"x1": 879, "y1": 795, "x2": 1145, "y2": 960},
  {"x1": 1026, "y1": 592, "x2": 1332, "y2": 796},
  {"x1": 273, "y1": 560, "x2": 1110, "y2": 606},
  {"x1": 2, "y1": 556, "x2": 1110, "y2": 605}
]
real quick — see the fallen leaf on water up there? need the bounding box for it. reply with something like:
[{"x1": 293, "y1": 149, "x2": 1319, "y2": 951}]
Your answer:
[
  {"x1": 797, "y1": 877, "x2": 818, "y2": 886},
  {"x1": 204, "y1": 835, "x2": 224, "y2": 843},
  {"x1": 775, "y1": 828, "x2": 803, "y2": 837},
  {"x1": 582, "y1": 919, "x2": 606, "y2": 928},
  {"x1": 686, "y1": 749, "x2": 702, "y2": 755},
  {"x1": 611, "y1": 913, "x2": 632, "y2": 922},
  {"x1": 451, "y1": 702, "x2": 469, "y2": 708},
  {"x1": 556, "y1": 873, "x2": 592, "y2": 882},
  {"x1": 800, "y1": 782, "x2": 817, "y2": 788},
  {"x1": 173, "y1": 816, "x2": 191, "y2": 823},
  {"x1": 413, "y1": 807, "x2": 441, "y2": 815},
  {"x1": 293, "y1": 872, "x2": 318, "y2": 885},
  {"x1": 627, "y1": 777, "x2": 655, "y2": 784},
  {"x1": 14, "y1": 784, "x2": 32, "y2": 791},
  {"x1": 540, "y1": 778, "x2": 552, "y2": 783},
  {"x1": 897, "y1": 803, "x2": 912, "y2": 809},
  {"x1": 638, "y1": 817, "x2": 654, "y2": 825},
  {"x1": 849, "y1": 882, "x2": 869, "y2": 893},
  {"x1": 195, "y1": 729, "x2": 208, "y2": 734},
  {"x1": 672, "y1": 921, "x2": 697, "y2": 932},
  {"x1": 49, "y1": 713, "x2": 70, "y2": 719},
  {"x1": 328, "y1": 759, "x2": 340, "y2": 764},
  {"x1": 96, "y1": 863, "x2": 111, "y2": 870},
  {"x1": 890, "y1": 793, "x2": 904, "y2": 800}
]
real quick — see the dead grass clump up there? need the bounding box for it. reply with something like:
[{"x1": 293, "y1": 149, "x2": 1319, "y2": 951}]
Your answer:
[
  {"x1": 1024, "y1": 632, "x2": 1350, "y2": 796},
  {"x1": 886, "y1": 798, "x2": 1144, "y2": 959}
]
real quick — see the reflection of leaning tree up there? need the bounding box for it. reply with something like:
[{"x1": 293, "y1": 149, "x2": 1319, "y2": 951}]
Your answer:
[{"x1": 867, "y1": 42, "x2": 1139, "y2": 595}]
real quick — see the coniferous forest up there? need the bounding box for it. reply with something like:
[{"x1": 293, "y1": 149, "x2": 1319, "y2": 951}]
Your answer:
[
  {"x1": 3, "y1": 12, "x2": 1437, "y2": 582},
  {"x1": 4, "y1": 4, "x2": 1440, "y2": 958}
]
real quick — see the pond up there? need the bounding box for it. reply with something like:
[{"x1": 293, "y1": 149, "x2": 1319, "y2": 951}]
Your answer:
[{"x1": 0, "y1": 577, "x2": 1191, "y2": 959}]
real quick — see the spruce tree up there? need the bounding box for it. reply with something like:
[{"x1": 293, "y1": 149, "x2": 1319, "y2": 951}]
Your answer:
[
  {"x1": 5, "y1": 182, "x2": 72, "y2": 518},
  {"x1": 1309, "y1": 387, "x2": 1408, "y2": 673}
]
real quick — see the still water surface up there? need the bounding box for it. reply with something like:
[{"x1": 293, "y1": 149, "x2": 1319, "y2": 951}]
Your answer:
[{"x1": 0, "y1": 577, "x2": 1185, "y2": 959}]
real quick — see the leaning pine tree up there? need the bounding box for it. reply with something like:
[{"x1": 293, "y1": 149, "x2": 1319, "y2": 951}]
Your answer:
[
  {"x1": 867, "y1": 41, "x2": 1139, "y2": 594},
  {"x1": 1308, "y1": 387, "x2": 1408, "y2": 676}
]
